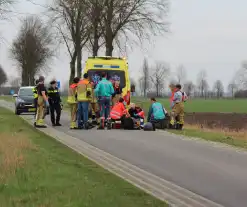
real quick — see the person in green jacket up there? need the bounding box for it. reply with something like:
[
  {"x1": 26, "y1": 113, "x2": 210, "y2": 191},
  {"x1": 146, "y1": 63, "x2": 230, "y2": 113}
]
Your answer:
[
  {"x1": 94, "y1": 72, "x2": 114, "y2": 129},
  {"x1": 147, "y1": 98, "x2": 166, "y2": 130}
]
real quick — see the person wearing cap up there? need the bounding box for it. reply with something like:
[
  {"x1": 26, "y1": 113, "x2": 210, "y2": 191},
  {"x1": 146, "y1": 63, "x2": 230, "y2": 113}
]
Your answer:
[
  {"x1": 35, "y1": 76, "x2": 49, "y2": 128},
  {"x1": 47, "y1": 79, "x2": 62, "y2": 126}
]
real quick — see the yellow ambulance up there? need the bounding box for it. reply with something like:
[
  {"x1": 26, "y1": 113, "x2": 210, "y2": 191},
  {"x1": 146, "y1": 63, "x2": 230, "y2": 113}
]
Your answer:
[{"x1": 83, "y1": 56, "x2": 131, "y2": 105}]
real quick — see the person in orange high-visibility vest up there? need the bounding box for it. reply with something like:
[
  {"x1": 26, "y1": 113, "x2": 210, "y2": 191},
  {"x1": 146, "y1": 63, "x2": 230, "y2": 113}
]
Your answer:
[
  {"x1": 67, "y1": 77, "x2": 80, "y2": 129},
  {"x1": 110, "y1": 98, "x2": 129, "y2": 127}
]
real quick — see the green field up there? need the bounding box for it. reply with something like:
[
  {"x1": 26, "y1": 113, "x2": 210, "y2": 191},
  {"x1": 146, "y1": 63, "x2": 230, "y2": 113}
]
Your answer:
[
  {"x1": 0, "y1": 107, "x2": 166, "y2": 207},
  {"x1": 1, "y1": 95, "x2": 247, "y2": 113},
  {"x1": 131, "y1": 97, "x2": 247, "y2": 113}
]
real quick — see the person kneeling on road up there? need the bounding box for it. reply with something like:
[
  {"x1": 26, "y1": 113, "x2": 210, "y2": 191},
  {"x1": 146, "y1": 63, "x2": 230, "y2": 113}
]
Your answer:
[
  {"x1": 48, "y1": 80, "x2": 62, "y2": 126},
  {"x1": 147, "y1": 98, "x2": 166, "y2": 131},
  {"x1": 128, "y1": 103, "x2": 145, "y2": 128},
  {"x1": 110, "y1": 97, "x2": 129, "y2": 128}
]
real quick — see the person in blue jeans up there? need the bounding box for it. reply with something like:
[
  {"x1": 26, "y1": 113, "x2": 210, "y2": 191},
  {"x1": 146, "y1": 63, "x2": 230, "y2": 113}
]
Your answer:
[
  {"x1": 94, "y1": 72, "x2": 114, "y2": 129},
  {"x1": 76, "y1": 73, "x2": 92, "y2": 129}
]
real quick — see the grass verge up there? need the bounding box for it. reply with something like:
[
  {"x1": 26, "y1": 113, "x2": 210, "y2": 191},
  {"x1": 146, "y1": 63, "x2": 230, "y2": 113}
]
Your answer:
[
  {"x1": 0, "y1": 95, "x2": 15, "y2": 102},
  {"x1": 0, "y1": 107, "x2": 167, "y2": 207},
  {"x1": 169, "y1": 124, "x2": 247, "y2": 149}
]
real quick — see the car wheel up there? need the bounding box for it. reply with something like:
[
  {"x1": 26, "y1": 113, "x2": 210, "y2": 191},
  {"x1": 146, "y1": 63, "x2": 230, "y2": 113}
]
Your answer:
[{"x1": 15, "y1": 108, "x2": 21, "y2": 115}]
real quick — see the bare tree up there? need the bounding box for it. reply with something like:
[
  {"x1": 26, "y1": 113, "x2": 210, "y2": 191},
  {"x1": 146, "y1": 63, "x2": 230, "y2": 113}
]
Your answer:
[
  {"x1": 87, "y1": 0, "x2": 104, "y2": 56},
  {"x1": 183, "y1": 81, "x2": 195, "y2": 97},
  {"x1": 197, "y1": 70, "x2": 209, "y2": 98},
  {"x1": 150, "y1": 62, "x2": 170, "y2": 97},
  {"x1": 176, "y1": 64, "x2": 186, "y2": 84},
  {"x1": 103, "y1": 0, "x2": 169, "y2": 56},
  {"x1": 139, "y1": 58, "x2": 150, "y2": 97},
  {"x1": 10, "y1": 16, "x2": 54, "y2": 86},
  {"x1": 0, "y1": 65, "x2": 7, "y2": 86},
  {"x1": 227, "y1": 82, "x2": 237, "y2": 98},
  {"x1": 213, "y1": 80, "x2": 224, "y2": 99},
  {"x1": 0, "y1": 0, "x2": 14, "y2": 20},
  {"x1": 234, "y1": 61, "x2": 247, "y2": 90},
  {"x1": 49, "y1": 0, "x2": 91, "y2": 81}
]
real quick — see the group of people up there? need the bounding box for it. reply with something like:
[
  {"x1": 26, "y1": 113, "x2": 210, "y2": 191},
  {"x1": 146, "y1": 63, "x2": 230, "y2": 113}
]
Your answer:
[
  {"x1": 68, "y1": 72, "x2": 140, "y2": 130},
  {"x1": 32, "y1": 73, "x2": 187, "y2": 131}
]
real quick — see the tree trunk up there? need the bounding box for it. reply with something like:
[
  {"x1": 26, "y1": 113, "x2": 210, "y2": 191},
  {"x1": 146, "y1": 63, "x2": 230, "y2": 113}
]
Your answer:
[
  {"x1": 105, "y1": 0, "x2": 114, "y2": 56},
  {"x1": 92, "y1": 32, "x2": 99, "y2": 56},
  {"x1": 92, "y1": 0, "x2": 100, "y2": 56},
  {"x1": 77, "y1": 47, "x2": 82, "y2": 77},
  {"x1": 21, "y1": 67, "x2": 28, "y2": 86},
  {"x1": 69, "y1": 51, "x2": 77, "y2": 84}
]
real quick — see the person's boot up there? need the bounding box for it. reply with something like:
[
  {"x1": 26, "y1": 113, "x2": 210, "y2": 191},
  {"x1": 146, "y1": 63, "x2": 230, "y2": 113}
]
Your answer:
[
  {"x1": 107, "y1": 120, "x2": 112, "y2": 130},
  {"x1": 179, "y1": 124, "x2": 183, "y2": 130},
  {"x1": 36, "y1": 120, "x2": 47, "y2": 128},
  {"x1": 97, "y1": 118, "x2": 105, "y2": 130},
  {"x1": 56, "y1": 122, "x2": 62, "y2": 126},
  {"x1": 152, "y1": 123, "x2": 156, "y2": 131},
  {"x1": 52, "y1": 122, "x2": 56, "y2": 127},
  {"x1": 84, "y1": 122, "x2": 89, "y2": 130}
]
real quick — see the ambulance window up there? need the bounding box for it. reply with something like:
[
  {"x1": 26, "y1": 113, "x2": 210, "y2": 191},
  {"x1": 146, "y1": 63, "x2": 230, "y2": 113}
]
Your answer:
[
  {"x1": 88, "y1": 70, "x2": 126, "y2": 88},
  {"x1": 107, "y1": 71, "x2": 126, "y2": 88}
]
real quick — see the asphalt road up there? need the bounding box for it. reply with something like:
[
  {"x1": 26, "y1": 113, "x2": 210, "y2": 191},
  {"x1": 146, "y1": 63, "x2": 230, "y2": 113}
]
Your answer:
[
  {"x1": 3, "y1": 102, "x2": 247, "y2": 207},
  {"x1": 55, "y1": 113, "x2": 247, "y2": 207}
]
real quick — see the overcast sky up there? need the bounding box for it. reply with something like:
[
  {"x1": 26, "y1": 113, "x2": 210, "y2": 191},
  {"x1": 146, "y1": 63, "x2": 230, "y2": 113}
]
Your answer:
[{"x1": 0, "y1": 0, "x2": 246, "y2": 90}]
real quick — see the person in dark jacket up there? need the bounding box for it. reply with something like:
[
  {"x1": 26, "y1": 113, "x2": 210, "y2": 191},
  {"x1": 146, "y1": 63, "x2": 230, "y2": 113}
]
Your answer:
[
  {"x1": 112, "y1": 81, "x2": 122, "y2": 106},
  {"x1": 47, "y1": 80, "x2": 62, "y2": 126}
]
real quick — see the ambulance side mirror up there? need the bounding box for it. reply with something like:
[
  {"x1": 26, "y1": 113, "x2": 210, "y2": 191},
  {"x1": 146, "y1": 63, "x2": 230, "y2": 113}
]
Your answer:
[{"x1": 13, "y1": 94, "x2": 18, "y2": 98}]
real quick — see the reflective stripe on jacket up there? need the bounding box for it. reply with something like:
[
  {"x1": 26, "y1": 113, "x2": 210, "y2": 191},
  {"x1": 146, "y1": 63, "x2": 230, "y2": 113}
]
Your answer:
[
  {"x1": 32, "y1": 87, "x2": 38, "y2": 99},
  {"x1": 77, "y1": 79, "x2": 92, "y2": 102},
  {"x1": 67, "y1": 83, "x2": 77, "y2": 104},
  {"x1": 110, "y1": 102, "x2": 126, "y2": 119}
]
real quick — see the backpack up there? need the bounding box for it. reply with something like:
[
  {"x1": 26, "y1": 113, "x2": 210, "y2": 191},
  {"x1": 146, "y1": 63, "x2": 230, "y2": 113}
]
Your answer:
[{"x1": 143, "y1": 122, "x2": 154, "y2": 131}]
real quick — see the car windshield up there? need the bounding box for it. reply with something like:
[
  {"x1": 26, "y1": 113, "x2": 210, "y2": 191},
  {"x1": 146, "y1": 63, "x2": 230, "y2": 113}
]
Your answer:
[
  {"x1": 88, "y1": 70, "x2": 126, "y2": 88},
  {"x1": 18, "y1": 88, "x2": 33, "y2": 97}
]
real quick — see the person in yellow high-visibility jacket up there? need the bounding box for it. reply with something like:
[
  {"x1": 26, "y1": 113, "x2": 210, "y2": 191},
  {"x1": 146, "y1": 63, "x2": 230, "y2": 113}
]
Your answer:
[
  {"x1": 35, "y1": 76, "x2": 49, "y2": 128},
  {"x1": 77, "y1": 73, "x2": 92, "y2": 129},
  {"x1": 33, "y1": 79, "x2": 39, "y2": 126},
  {"x1": 67, "y1": 77, "x2": 80, "y2": 129}
]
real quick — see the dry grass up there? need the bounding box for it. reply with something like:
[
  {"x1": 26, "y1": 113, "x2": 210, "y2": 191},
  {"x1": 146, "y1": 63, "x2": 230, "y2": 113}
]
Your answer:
[
  {"x1": 0, "y1": 132, "x2": 36, "y2": 182},
  {"x1": 184, "y1": 124, "x2": 247, "y2": 141}
]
